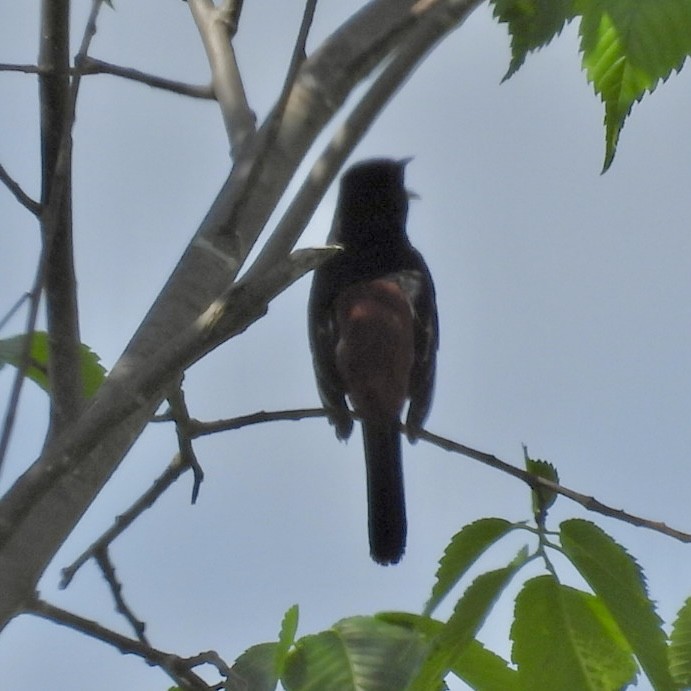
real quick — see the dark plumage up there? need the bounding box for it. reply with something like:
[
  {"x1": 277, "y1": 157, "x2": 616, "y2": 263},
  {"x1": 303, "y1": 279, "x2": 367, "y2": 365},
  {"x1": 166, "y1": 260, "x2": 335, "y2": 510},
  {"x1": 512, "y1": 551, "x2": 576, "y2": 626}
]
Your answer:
[{"x1": 308, "y1": 158, "x2": 438, "y2": 564}]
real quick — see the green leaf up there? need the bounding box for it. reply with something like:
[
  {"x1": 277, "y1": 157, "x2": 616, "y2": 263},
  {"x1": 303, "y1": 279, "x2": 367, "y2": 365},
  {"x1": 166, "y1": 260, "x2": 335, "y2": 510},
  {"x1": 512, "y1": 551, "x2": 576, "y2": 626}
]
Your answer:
[
  {"x1": 379, "y1": 612, "x2": 519, "y2": 691},
  {"x1": 228, "y1": 642, "x2": 279, "y2": 691},
  {"x1": 451, "y1": 638, "x2": 520, "y2": 691},
  {"x1": 511, "y1": 575, "x2": 637, "y2": 689},
  {"x1": 410, "y1": 548, "x2": 529, "y2": 690},
  {"x1": 282, "y1": 616, "x2": 427, "y2": 691},
  {"x1": 670, "y1": 597, "x2": 691, "y2": 687},
  {"x1": 492, "y1": 0, "x2": 576, "y2": 79},
  {"x1": 424, "y1": 518, "x2": 514, "y2": 615},
  {"x1": 577, "y1": 0, "x2": 691, "y2": 170},
  {"x1": 0, "y1": 332, "x2": 106, "y2": 398},
  {"x1": 560, "y1": 519, "x2": 674, "y2": 690},
  {"x1": 275, "y1": 604, "x2": 299, "y2": 677},
  {"x1": 523, "y1": 446, "x2": 559, "y2": 524}
]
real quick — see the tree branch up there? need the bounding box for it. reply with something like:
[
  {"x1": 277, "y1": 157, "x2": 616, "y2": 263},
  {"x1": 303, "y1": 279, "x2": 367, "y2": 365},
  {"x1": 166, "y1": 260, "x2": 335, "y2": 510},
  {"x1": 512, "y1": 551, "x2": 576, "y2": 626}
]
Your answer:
[
  {"x1": 168, "y1": 384, "x2": 205, "y2": 503},
  {"x1": 38, "y1": 0, "x2": 108, "y2": 440},
  {"x1": 416, "y1": 427, "x2": 691, "y2": 543},
  {"x1": 0, "y1": 163, "x2": 41, "y2": 215},
  {"x1": 0, "y1": 63, "x2": 41, "y2": 74},
  {"x1": 79, "y1": 56, "x2": 216, "y2": 98},
  {"x1": 26, "y1": 598, "x2": 221, "y2": 690},
  {"x1": 59, "y1": 455, "x2": 189, "y2": 589},
  {"x1": 187, "y1": 0, "x2": 256, "y2": 155}
]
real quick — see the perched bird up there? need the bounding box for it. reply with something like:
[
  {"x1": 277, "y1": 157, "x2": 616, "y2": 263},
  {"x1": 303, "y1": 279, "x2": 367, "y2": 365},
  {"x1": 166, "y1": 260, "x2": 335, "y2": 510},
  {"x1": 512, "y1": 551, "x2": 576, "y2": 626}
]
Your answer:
[{"x1": 308, "y1": 158, "x2": 438, "y2": 565}]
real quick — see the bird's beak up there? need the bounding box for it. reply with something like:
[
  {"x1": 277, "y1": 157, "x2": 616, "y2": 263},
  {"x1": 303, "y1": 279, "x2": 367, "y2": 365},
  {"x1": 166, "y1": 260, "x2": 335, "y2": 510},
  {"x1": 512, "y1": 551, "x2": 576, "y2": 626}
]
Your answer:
[{"x1": 398, "y1": 157, "x2": 418, "y2": 198}]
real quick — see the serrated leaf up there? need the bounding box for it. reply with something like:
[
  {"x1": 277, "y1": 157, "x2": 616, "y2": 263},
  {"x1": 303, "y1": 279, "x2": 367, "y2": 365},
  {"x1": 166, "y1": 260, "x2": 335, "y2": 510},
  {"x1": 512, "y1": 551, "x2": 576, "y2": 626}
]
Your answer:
[
  {"x1": 492, "y1": 0, "x2": 576, "y2": 79},
  {"x1": 451, "y1": 638, "x2": 519, "y2": 691},
  {"x1": 560, "y1": 519, "x2": 673, "y2": 690},
  {"x1": 577, "y1": 0, "x2": 691, "y2": 170},
  {"x1": 410, "y1": 548, "x2": 528, "y2": 690},
  {"x1": 523, "y1": 446, "x2": 559, "y2": 523},
  {"x1": 282, "y1": 616, "x2": 427, "y2": 691},
  {"x1": 0, "y1": 332, "x2": 106, "y2": 397},
  {"x1": 378, "y1": 612, "x2": 518, "y2": 691},
  {"x1": 511, "y1": 575, "x2": 637, "y2": 689},
  {"x1": 670, "y1": 597, "x2": 691, "y2": 687},
  {"x1": 424, "y1": 518, "x2": 515, "y2": 615},
  {"x1": 274, "y1": 604, "x2": 299, "y2": 677},
  {"x1": 228, "y1": 642, "x2": 279, "y2": 691}
]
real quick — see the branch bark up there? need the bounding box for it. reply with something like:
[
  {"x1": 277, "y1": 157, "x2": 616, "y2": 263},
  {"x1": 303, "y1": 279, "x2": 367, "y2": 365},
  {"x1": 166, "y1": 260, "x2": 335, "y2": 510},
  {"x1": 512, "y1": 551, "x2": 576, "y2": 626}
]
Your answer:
[{"x1": 39, "y1": 0, "x2": 84, "y2": 439}]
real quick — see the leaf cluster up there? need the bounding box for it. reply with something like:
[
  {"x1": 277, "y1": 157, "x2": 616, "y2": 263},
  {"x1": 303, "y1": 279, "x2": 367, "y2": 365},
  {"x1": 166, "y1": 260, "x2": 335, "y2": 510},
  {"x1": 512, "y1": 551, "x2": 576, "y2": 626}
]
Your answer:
[
  {"x1": 492, "y1": 0, "x2": 691, "y2": 170},
  {"x1": 221, "y1": 480, "x2": 691, "y2": 691}
]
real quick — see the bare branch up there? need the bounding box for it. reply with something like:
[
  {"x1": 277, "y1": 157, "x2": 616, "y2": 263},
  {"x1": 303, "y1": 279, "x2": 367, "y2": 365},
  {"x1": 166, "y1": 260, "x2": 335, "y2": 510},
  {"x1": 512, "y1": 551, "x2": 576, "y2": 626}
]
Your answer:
[
  {"x1": 186, "y1": 407, "x2": 325, "y2": 437},
  {"x1": 94, "y1": 547, "x2": 149, "y2": 645},
  {"x1": 79, "y1": 56, "x2": 215, "y2": 98},
  {"x1": 0, "y1": 163, "x2": 41, "y2": 215},
  {"x1": 219, "y1": 0, "x2": 318, "y2": 234},
  {"x1": 0, "y1": 294, "x2": 31, "y2": 333},
  {"x1": 61, "y1": 405, "x2": 325, "y2": 586},
  {"x1": 168, "y1": 384, "x2": 205, "y2": 503},
  {"x1": 26, "y1": 598, "x2": 218, "y2": 690},
  {"x1": 0, "y1": 284, "x2": 41, "y2": 478},
  {"x1": 0, "y1": 63, "x2": 41, "y2": 74},
  {"x1": 60, "y1": 455, "x2": 188, "y2": 588},
  {"x1": 187, "y1": 0, "x2": 256, "y2": 155},
  {"x1": 416, "y1": 427, "x2": 691, "y2": 543}
]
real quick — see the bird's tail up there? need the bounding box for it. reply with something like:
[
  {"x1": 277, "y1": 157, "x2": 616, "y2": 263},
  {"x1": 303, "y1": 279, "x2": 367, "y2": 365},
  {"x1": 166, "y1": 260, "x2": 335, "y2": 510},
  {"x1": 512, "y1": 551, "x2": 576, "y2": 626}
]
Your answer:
[{"x1": 363, "y1": 419, "x2": 406, "y2": 565}]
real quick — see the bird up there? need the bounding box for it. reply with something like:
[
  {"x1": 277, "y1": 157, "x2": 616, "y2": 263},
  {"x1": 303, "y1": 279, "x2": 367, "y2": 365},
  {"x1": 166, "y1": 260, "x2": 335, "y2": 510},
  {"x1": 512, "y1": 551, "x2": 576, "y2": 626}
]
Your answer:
[{"x1": 308, "y1": 158, "x2": 438, "y2": 565}]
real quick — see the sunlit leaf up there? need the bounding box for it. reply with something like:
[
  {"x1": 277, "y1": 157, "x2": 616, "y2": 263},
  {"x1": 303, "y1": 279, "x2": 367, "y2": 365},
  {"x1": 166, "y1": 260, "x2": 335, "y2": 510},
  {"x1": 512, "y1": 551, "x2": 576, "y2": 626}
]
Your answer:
[
  {"x1": 523, "y1": 445, "x2": 559, "y2": 524},
  {"x1": 492, "y1": 0, "x2": 575, "y2": 78},
  {"x1": 512, "y1": 575, "x2": 637, "y2": 689},
  {"x1": 379, "y1": 612, "x2": 518, "y2": 690},
  {"x1": 424, "y1": 518, "x2": 514, "y2": 615},
  {"x1": 282, "y1": 616, "x2": 427, "y2": 691},
  {"x1": 410, "y1": 548, "x2": 528, "y2": 690},
  {"x1": 275, "y1": 604, "x2": 299, "y2": 677},
  {"x1": 670, "y1": 597, "x2": 691, "y2": 687},
  {"x1": 561, "y1": 519, "x2": 673, "y2": 690},
  {"x1": 577, "y1": 0, "x2": 691, "y2": 170},
  {"x1": 228, "y1": 642, "x2": 279, "y2": 691},
  {"x1": 0, "y1": 331, "x2": 106, "y2": 397}
]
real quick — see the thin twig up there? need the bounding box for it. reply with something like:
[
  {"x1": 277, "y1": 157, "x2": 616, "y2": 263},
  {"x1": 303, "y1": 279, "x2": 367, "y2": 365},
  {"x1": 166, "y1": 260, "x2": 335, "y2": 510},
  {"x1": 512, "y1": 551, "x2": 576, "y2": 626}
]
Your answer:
[
  {"x1": 416, "y1": 427, "x2": 691, "y2": 543},
  {"x1": 182, "y1": 407, "x2": 325, "y2": 437},
  {"x1": 0, "y1": 284, "x2": 41, "y2": 480},
  {"x1": 0, "y1": 293, "x2": 31, "y2": 333},
  {"x1": 59, "y1": 455, "x2": 188, "y2": 588},
  {"x1": 27, "y1": 597, "x2": 216, "y2": 690},
  {"x1": 0, "y1": 63, "x2": 42, "y2": 74},
  {"x1": 62, "y1": 406, "x2": 325, "y2": 584},
  {"x1": 79, "y1": 56, "x2": 215, "y2": 99},
  {"x1": 94, "y1": 547, "x2": 149, "y2": 644},
  {"x1": 0, "y1": 162, "x2": 41, "y2": 215},
  {"x1": 168, "y1": 384, "x2": 205, "y2": 503}
]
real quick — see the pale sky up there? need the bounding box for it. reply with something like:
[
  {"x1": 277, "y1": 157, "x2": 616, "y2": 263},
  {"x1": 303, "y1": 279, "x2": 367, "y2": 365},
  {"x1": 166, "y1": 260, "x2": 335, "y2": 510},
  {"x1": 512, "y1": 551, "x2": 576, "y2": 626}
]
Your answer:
[{"x1": 1, "y1": 2, "x2": 691, "y2": 690}]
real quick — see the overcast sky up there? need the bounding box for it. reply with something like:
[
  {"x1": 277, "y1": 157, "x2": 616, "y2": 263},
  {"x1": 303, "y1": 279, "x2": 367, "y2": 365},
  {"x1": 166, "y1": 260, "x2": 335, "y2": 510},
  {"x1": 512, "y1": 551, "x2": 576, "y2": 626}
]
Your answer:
[{"x1": 2, "y1": 2, "x2": 691, "y2": 690}]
